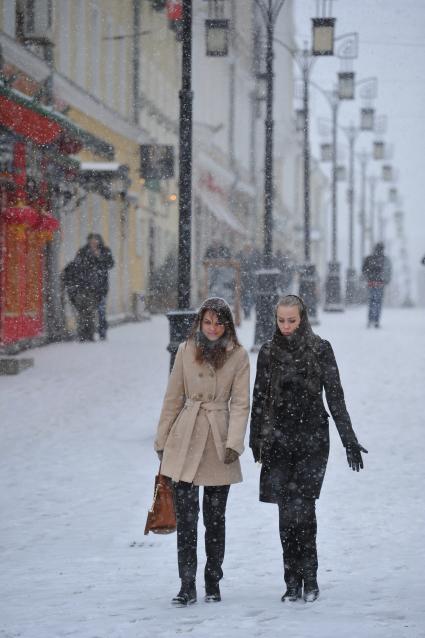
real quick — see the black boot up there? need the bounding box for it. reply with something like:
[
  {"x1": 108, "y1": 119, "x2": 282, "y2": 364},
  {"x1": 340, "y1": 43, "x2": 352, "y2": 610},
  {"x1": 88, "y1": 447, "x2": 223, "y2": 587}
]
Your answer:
[
  {"x1": 171, "y1": 582, "x2": 197, "y2": 606},
  {"x1": 204, "y1": 581, "x2": 221, "y2": 602},
  {"x1": 281, "y1": 582, "x2": 303, "y2": 602},
  {"x1": 303, "y1": 579, "x2": 319, "y2": 603}
]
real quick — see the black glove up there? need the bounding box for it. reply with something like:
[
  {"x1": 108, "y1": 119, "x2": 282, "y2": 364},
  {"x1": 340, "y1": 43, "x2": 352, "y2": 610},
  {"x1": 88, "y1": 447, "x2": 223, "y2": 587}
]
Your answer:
[
  {"x1": 346, "y1": 442, "x2": 368, "y2": 471},
  {"x1": 224, "y1": 448, "x2": 239, "y2": 465},
  {"x1": 156, "y1": 450, "x2": 164, "y2": 461},
  {"x1": 250, "y1": 443, "x2": 262, "y2": 463}
]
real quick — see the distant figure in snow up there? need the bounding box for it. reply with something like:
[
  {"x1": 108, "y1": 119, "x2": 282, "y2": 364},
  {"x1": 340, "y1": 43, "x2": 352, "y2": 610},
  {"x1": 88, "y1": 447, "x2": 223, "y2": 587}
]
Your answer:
[
  {"x1": 362, "y1": 242, "x2": 391, "y2": 328},
  {"x1": 204, "y1": 241, "x2": 232, "y2": 260},
  {"x1": 236, "y1": 244, "x2": 259, "y2": 319},
  {"x1": 63, "y1": 234, "x2": 114, "y2": 342},
  {"x1": 154, "y1": 298, "x2": 250, "y2": 606},
  {"x1": 250, "y1": 295, "x2": 367, "y2": 603}
]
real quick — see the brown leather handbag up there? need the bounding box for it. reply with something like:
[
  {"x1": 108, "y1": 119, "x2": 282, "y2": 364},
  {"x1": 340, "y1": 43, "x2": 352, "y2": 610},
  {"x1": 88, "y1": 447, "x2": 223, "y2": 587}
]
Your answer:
[{"x1": 144, "y1": 469, "x2": 176, "y2": 535}]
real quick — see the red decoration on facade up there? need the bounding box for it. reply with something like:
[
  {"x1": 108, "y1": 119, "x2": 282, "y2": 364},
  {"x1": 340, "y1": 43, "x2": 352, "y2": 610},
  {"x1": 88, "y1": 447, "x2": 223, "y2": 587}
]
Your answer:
[
  {"x1": 167, "y1": 0, "x2": 182, "y2": 21},
  {"x1": 2, "y1": 206, "x2": 41, "y2": 228},
  {"x1": 35, "y1": 213, "x2": 60, "y2": 233}
]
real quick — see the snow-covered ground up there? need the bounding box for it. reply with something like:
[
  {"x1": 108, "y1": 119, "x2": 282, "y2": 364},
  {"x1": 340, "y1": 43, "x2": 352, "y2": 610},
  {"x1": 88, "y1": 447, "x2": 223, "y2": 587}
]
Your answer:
[{"x1": 1, "y1": 307, "x2": 424, "y2": 638}]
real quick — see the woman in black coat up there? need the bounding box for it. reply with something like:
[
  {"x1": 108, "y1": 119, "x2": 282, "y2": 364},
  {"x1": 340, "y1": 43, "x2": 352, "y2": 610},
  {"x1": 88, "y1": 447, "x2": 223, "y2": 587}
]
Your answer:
[{"x1": 250, "y1": 295, "x2": 367, "y2": 603}]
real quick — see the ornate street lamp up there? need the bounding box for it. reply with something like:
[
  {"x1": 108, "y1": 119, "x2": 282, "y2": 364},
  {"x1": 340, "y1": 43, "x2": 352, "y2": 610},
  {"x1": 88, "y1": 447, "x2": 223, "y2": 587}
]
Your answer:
[
  {"x1": 312, "y1": 17, "x2": 336, "y2": 55},
  {"x1": 373, "y1": 140, "x2": 385, "y2": 160},
  {"x1": 167, "y1": 0, "x2": 197, "y2": 369},
  {"x1": 205, "y1": 0, "x2": 229, "y2": 57},
  {"x1": 338, "y1": 71, "x2": 355, "y2": 100},
  {"x1": 252, "y1": 0, "x2": 287, "y2": 349},
  {"x1": 360, "y1": 107, "x2": 375, "y2": 131},
  {"x1": 382, "y1": 164, "x2": 393, "y2": 181}
]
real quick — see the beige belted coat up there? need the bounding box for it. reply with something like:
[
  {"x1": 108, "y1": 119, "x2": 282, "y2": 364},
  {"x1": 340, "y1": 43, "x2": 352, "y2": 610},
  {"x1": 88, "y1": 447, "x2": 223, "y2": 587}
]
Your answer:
[{"x1": 154, "y1": 339, "x2": 250, "y2": 486}]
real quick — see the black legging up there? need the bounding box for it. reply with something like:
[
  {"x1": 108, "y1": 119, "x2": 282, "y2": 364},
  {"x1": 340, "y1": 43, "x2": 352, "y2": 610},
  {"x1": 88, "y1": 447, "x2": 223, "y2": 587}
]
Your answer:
[
  {"x1": 278, "y1": 497, "x2": 318, "y2": 587},
  {"x1": 172, "y1": 481, "x2": 230, "y2": 587}
]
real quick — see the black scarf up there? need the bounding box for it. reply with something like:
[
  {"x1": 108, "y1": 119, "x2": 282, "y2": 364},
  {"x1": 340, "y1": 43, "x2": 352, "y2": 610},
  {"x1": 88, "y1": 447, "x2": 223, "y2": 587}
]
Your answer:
[
  {"x1": 269, "y1": 328, "x2": 322, "y2": 412},
  {"x1": 194, "y1": 331, "x2": 230, "y2": 368}
]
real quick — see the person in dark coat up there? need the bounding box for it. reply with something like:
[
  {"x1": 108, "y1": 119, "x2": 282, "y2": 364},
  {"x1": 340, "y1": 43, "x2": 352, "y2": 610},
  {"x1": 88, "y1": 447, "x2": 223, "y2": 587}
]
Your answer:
[
  {"x1": 249, "y1": 295, "x2": 367, "y2": 603},
  {"x1": 64, "y1": 234, "x2": 114, "y2": 342},
  {"x1": 236, "y1": 244, "x2": 257, "y2": 319},
  {"x1": 362, "y1": 242, "x2": 391, "y2": 328}
]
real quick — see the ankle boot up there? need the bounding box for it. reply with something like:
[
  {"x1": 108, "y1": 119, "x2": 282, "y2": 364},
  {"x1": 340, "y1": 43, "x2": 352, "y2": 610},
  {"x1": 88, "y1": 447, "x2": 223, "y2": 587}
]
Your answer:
[
  {"x1": 171, "y1": 581, "x2": 197, "y2": 606},
  {"x1": 281, "y1": 582, "x2": 302, "y2": 602},
  {"x1": 303, "y1": 580, "x2": 319, "y2": 603},
  {"x1": 205, "y1": 581, "x2": 221, "y2": 602}
]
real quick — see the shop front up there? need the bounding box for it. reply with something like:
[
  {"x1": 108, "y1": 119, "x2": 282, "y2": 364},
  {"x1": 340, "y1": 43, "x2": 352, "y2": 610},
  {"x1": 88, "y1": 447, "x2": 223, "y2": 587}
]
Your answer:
[{"x1": 0, "y1": 84, "x2": 111, "y2": 351}]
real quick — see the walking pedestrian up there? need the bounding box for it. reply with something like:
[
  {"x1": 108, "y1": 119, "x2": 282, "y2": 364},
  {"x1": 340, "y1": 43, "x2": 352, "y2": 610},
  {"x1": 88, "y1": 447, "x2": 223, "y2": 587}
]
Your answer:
[
  {"x1": 249, "y1": 295, "x2": 367, "y2": 603},
  {"x1": 64, "y1": 234, "x2": 114, "y2": 342},
  {"x1": 236, "y1": 244, "x2": 257, "y2": 319},
  {"x1": 362, "y1": 242, "x2": 392, "y2": 328},
  {"x1": 155, "y1": 297, "x2": 250, "y2": 606}
]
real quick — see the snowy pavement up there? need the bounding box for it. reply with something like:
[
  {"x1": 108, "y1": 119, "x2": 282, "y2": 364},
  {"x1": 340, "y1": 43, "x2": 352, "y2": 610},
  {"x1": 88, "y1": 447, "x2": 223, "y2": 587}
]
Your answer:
[{"x1": 1, "y1": 307, "x2": 425, "y2": 638}]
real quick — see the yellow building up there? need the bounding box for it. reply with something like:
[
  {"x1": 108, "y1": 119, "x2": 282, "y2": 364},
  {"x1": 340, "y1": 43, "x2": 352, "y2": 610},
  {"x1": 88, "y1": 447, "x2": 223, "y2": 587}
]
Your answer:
[{"x1": 0, "y1": 0, "x2": 158, "y2": 348}]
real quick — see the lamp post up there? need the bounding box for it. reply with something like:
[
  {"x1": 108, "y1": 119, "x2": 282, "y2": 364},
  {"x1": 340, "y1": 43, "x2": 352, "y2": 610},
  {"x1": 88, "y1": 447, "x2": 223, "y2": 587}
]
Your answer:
[
  {"x1": 166, "y1": 0, "x2": 197, "y2": 369},
  {"x1": 276, "y1": 25, "x2": 361, "y2": 319},
  {"x1": 315, "y1": 86, "x2": 343, "y2": 311},
  {"x1": 338, "y1": 80, "x2": 379, "y2": 304},
  {"x1": 367, "y1": 175, "x2": 379, "y2": 249},
  {"x1": 167, "y1": 0, "x2": 232, "y2": 368},
  {"x1": 377, "y1": 200, "x2": 387, "y2": 242},
  {"x1": 252, "y1": 0, "x2": 286, "y2": 349},
  {"x1": 272, "y1": 29, "x2": 337, "y2": 322},
  {"x1": 342, "y1": 124, "x2": 359, "y2": 303}
]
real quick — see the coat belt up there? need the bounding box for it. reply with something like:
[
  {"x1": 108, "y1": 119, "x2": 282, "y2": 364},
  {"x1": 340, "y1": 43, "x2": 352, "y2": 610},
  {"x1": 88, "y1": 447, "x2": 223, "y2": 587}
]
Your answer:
[
  {"x1": 171, "y1": 399, "x2": 230, "y2": 480},
  {"x1": 184, "y1": 399, "x2": 229, "y2": 411}
]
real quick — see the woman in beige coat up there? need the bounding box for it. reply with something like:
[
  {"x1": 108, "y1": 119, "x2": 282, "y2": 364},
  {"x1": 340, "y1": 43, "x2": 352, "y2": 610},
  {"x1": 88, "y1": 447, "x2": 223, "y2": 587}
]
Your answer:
[{"x1": 155, "y1": 297, "x2": 250, "y2": 606}]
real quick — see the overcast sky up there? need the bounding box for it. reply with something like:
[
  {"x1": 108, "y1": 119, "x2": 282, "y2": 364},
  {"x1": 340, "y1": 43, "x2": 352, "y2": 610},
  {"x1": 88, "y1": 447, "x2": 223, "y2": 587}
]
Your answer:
[{"x1": 280, "y1": 0, "x2": 425, "y2": 298}]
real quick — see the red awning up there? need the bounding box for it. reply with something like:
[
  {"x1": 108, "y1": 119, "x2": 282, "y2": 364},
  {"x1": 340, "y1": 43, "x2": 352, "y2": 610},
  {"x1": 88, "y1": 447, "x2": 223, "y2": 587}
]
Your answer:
[
  {"x1": 0, "y1": 85, "x2": 114, "y2": 158},
  {"x1": 0, "y1": 95, "x2": 62, "y2": 146},
  {"x1": 1, "y1": 206, "x2": 41, "y2": 227}
]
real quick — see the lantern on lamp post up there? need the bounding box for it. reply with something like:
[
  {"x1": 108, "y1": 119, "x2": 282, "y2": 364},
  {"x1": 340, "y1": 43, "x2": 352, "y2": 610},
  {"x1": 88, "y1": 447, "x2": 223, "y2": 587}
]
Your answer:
[
  {"x1": 321, "y1": 142, "x2": 332, "y2": 162},
  {"x1": 312, "y1": 17, "x2": 336, "y2": 55},
  {"x1": 338, "y1": 71, "x2": 355, "y2": 100},
  {"x1": 295, "y1": 108, "x2": 305, "y2": 132},
  {"x1": 382, "y1": 164, "x2": 393, "y2": 181},
  {"x1": 389, "y1": 186, "x2": 398, "y2": 203},
  {"x1": 360, "y1": 107, "x2": 375, "y2": 131},
  {"x1": 337, "y1": 164, "x2": 346, "y2": 181},
  {"x1": 373, "y1": 140, "x2": 385, "y2": 160},
  {"x1": 205, "y1": 18, "x2": 229, "y2": 56}
]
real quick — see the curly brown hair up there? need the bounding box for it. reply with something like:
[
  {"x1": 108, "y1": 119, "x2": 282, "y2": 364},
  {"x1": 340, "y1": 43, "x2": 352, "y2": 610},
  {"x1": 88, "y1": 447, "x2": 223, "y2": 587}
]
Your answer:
[{"x1": 189, "y1": 297, "x2": 241, "y2": 369}]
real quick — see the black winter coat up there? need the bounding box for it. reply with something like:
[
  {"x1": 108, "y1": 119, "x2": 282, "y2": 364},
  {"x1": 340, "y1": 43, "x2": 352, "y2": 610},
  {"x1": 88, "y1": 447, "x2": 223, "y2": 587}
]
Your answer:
[
  {"x1": 66, "y1": 245, "x2": 114, "y2": 302},
  {"x1": 249, "y1": 337, "x2": 358, "y2": 502},
  {"x1": 362, "y1": 253, "x2": 391, "y2": 285}
]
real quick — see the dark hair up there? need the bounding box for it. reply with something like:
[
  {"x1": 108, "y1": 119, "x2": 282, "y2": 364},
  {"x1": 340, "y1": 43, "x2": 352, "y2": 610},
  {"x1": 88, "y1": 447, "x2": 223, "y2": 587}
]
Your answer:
[
  {"x1": 275, "y1": 294, "x2": 314, "y2": 337},
  {"x1": 87, "y1": 233, "x2": 105, "y2": 246},
  {"x1": 189, "y1": 297, "x2": 240, "y2": 369}
]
